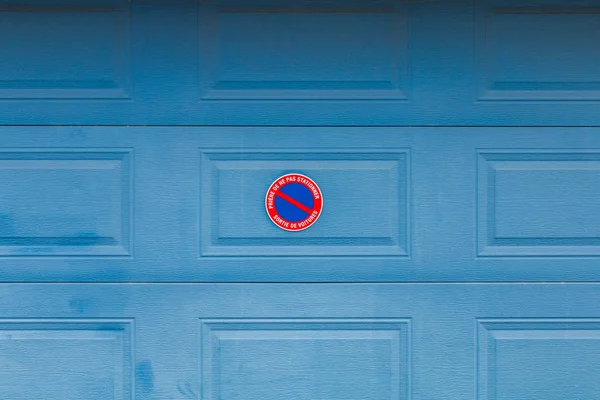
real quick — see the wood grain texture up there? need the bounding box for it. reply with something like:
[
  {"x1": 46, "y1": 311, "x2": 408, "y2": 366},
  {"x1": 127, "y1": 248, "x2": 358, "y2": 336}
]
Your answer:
[
  {"x1": 0, "y1": 283, "x2": 598, "y2": 400},
  {"x1": 0, "y1": 0, "x2": 599, "y2": 124},
  {"x1": 1, "y1": 127, "x2": 600, "y2": 281}
]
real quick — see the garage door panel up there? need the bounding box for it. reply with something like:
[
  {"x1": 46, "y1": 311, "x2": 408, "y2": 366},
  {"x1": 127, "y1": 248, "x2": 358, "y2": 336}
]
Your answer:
[
  {"x1": 200, "y1": 149, "x2": 408, "y2": 257},
  {"x1": 477, "y1": 319, "x2": 600, "y2": 400},
  {"x1": 2, "y1": 127, "x2": 600, "y2": 281},
  {"x1": 475, "y1": 0, "x2": 600, "y2": 101},
  {"x1": 478, "y1": 151, "x2": 600, "y2": 256},
  {"x1": 0, "y1": 0, "x2": 131, "y2": 100},
  {"x1": 198, "y1": 0, "x2": 409, "y2": 101},
  {"x1": 0, "y1": 319, "x2": 133, "y2": 400},
  {"x1": 1, "y1": 0, "x2": 600, "y2": 125},
  {"x1": 0, "y1": 149, "x2": 132, "y2": 257},
  {"x1": 201, "y1": 319, "x2": 410, "y2": 400},
  {"x1": 1, "y1": 284, "x2": 599, "y2": 400}
]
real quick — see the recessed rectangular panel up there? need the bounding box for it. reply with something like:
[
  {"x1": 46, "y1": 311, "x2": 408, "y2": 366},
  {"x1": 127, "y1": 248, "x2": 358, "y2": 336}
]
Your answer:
[
  {"x1": 478, "y1": 319, "x2": 600, "y2": 400},
  {"x1": 200, "y1": 150, "x2": 409, "y2": 257},
  {"x1": 476, "y1": 0, "x2": 600, "y2": 100},
  {"x1": 198, "y1": 0, "x2": 408, "y2": 100},
  {"x1": 0, "y1": 149, "x2": 132, "y2": 256},
  {"x1": 0, "y1": 320, "x2": 133, "y2": 400},
  {"x1": 478, "y1": 151, "x2": 600, "y2": 256},
  {"x1": 0, "y1": 0, "x2": 131, "y2": 99},
  {"x1": 201, "y1": 319, "x2": 410, "y2": 400}
]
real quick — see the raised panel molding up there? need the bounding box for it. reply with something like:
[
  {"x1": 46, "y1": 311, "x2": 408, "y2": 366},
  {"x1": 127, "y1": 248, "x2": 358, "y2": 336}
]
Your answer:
[
  {"x1": 475, "y1": 0, "x2": 600, "y2": 101},
  {"x1": 477, "y1": 151, "x2": 600, "y2": 257},
  {"x1": 201, "y1": 319, "x2": 411, "y2": 400},
  {"x1": 477, "y1": 319, "x2": 600, "y2": 400},
  {"x1": 199, "y1": 149, "x2": 410, "y2": 257},
  {"x1": 198, "y1": 0, "x2": 409, "y2": 100},
  {"x1": 0, "y1": 0, "x2": 132, "y2": 100},
  {"x1": 0, "y1": 149, "x2": 133, "y2": 257},
  {"x1": 0, "y1": 319, "x2": 133, "y2": 400}
]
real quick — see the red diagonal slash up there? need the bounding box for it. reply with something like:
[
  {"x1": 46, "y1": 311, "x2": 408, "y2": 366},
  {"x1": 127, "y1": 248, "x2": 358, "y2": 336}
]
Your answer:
[{"x1": 275, "y1": 191, "x2": 313, "y2": 214}]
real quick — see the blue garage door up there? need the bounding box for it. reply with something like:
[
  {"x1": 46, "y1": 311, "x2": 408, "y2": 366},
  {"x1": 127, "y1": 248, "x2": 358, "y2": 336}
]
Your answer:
[{"x1": 2, "y1": 1, "x2": 600, "y2": 399}]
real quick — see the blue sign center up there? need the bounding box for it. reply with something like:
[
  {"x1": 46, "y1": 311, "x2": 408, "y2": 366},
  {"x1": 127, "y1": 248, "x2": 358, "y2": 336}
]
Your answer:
[{"x1": 275, "y1": 183, "x2": 315, "y2": 222}]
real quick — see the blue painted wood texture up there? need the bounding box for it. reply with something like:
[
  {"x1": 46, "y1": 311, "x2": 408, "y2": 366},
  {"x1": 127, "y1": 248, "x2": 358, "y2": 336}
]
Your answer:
[
  {"x1": 0, "y1": 0, "x2": 600, "y2": 125},
  {"x1": 2, "y1": 127, "x2": 600, "y2": 282},
  {"x1": 2, "y1": 1, "x2": 600, "y2": 399},
  {"x1": 0, "y1": 284, "x2": 599, "y2": 400}
]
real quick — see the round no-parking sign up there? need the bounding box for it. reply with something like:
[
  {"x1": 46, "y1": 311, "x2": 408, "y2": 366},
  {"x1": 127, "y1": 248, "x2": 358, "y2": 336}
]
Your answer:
[{"x1": 265, "y1": 173, "x2": 323, "y2": 231}]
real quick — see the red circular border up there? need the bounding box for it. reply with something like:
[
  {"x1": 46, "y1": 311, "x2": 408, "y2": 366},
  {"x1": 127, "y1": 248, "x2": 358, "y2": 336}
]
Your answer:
[{"x1": 265, "y1": 173, "x2": 323, "y2": 231}]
